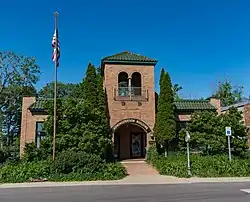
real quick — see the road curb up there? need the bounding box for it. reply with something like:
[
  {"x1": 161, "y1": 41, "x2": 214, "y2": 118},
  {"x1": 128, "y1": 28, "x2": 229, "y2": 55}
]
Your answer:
[{"x1": 1, "y1": 177, "x2": 250, "y2": 188}]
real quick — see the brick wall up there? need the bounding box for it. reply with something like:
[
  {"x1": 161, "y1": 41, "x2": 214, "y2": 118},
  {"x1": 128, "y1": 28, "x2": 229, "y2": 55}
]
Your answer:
[
  {"x1": 20, "y1": 97, "x2": 48, "y2": 156},
  {"x1": 103, "y1": 64, "x2": 155, "y2": 147},
  {"x1": 244, "y1": 104, "x2": 250, "y2": 147}
]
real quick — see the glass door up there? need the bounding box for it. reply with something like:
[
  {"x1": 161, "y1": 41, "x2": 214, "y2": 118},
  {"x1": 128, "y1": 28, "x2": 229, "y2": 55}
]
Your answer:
[{"x1": 131, "y1": 133, "x2": 142, "y2": 158}]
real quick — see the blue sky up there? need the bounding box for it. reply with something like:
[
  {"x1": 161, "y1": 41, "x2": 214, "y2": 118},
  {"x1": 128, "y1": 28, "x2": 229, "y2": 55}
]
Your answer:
[{"x1": 1, "y1": 0, "x2": 250, "y2": 99}]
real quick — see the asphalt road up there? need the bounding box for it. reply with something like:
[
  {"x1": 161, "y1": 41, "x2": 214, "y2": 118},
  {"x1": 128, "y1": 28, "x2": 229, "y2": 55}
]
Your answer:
[{"x1": 0, "y1": 182, "x2": 250, "y2": 201}]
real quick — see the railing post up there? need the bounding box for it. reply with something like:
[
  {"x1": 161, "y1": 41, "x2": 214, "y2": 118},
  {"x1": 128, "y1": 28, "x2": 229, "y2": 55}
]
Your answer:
[
  {"x1": 128, "y1": 77, "x2": 132, "y2": 100},
  {"x1": 113, "y1": 87, "x2": 116, "y2": 100}
]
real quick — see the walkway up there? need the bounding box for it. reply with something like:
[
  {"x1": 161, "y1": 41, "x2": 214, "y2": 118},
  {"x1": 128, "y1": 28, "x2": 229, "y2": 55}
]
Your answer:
[
  {"x1": 120, "y1": 159, "x2": 184, "y2": 183},
  {"x1": 121, "y1": 159, "x2": 158, "y2": 176}
]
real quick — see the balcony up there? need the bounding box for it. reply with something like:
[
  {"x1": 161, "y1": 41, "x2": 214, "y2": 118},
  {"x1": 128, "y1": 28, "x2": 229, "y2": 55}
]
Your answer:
[{"x1": 114, "y1": 87, "x2": 148, "y2": 101}]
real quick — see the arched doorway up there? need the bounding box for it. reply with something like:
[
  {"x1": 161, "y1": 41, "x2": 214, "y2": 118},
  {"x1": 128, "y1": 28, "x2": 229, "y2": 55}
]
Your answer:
[{"x1": 112, "y1": 118, "x2": 151, "y2": 160}]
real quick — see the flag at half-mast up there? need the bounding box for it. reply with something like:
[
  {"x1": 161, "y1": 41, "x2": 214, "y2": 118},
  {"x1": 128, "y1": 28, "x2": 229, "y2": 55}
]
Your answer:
[{"x1": 52, "y1": 28, "x2": 60, "y2": 67}]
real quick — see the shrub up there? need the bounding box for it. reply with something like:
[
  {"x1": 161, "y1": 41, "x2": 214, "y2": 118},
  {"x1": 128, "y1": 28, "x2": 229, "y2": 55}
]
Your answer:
[
  {"x1": 0, "y1": 150, "x2": 127, "y2": 183},
  {"x1": 146, "y1": 144, "x2": 159, "y2": 164},
  {"x1": 0, "y1": 161, "x2": 52, "y2": 183},
  {"x1": 148, "y1": 151, "x2": 250, "y2": 178},
  {"x1": 22, "y1": 143, "x2": 44, "y2": 162},
  {"x1": 52, "y1": 150, "x2": 105, "y2": 174},
  {"x1": 50, "y1": 163, "x2": 127, "y2": 181}
]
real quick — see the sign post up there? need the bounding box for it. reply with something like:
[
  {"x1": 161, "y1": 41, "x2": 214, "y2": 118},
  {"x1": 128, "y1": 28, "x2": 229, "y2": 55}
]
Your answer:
[
  {"x1": 185, "y1": 131, "x2": 191, "y2": 176},
  {"x1": 226, "y1": 127, "x2": 232, "y2": 162}
]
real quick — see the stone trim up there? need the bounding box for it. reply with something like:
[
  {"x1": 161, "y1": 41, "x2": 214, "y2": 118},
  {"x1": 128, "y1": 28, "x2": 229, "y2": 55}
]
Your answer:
[{"x1": 112, "y1": 118, "x2": 151, "y2": 133}]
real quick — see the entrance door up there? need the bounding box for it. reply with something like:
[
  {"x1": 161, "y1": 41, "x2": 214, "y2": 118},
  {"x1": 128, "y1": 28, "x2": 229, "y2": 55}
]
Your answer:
[{"x1": 130, "y1": 133, "x2": 143, "y2": 158}]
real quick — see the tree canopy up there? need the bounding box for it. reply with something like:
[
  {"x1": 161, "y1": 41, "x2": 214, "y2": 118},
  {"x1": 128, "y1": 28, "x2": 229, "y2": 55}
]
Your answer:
[
  {"x1": 181, "y1": 107, "x2": 248, "y2": 156},
  {"x1": 41, "y1": 63, "x2": 112, "y2": 159},
  {"x1": 0, "y1": 52, "x2": 40, "y2": 145},
  {"x1": 212, "y1": 80, "x2": 244, "y2": 107},
  {"x1": 38, "y1": 82, "x2": 78, "y2": 98}
]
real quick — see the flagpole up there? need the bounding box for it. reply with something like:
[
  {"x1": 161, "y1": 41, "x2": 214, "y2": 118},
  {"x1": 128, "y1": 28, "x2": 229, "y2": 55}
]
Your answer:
[{"x1": 52, "y1": 11, "x2": 59, "y2": 161}]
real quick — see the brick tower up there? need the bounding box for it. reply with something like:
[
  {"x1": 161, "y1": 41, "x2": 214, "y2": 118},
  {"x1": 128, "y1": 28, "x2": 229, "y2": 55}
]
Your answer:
[{"x1": 101, "y1": 51, "x2": 157, "y2": 160}]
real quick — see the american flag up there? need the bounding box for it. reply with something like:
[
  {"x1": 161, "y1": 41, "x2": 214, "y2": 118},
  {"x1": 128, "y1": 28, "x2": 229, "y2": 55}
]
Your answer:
[{"x1": 52, "y1": 28, "x2": 60, "y2": 67}]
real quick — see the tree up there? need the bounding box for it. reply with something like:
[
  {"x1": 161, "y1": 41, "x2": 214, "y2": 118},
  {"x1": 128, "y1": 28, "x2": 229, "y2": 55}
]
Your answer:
[
  {"x1": 82, "y1": 63, "x2": 98, "y2": 107},
  {"x1": 154, "y1": 69, "x2": 176, "y2": 156},
  {"x1": 2, "y1": 86, "x2": 36, "y2": 144},
  {"x1": 0, "y1": 52, "x2": 39, "y2": 160},
  {"x1": 183, "y1": 107, "x2": 248, "y2": 156},
  {"x1": 0, "y1": 51, "x2": 40, "y2": 108},
  {"x1": 173, "y1": 84, "x2": 183, "y2": 101},
  {"x1": 38, "y1": 82, "x2": 78, "y2": 98},
  {"x1": 212, "y1": 80, "x2": 244, "y2": 107},
  {"x1": 41, "y1": 64, "x2": 112, "y2": 160},
  {"x1": 42, "y1": 98, "x2": 112, "y2": 158},
  {"x1": 0, "y1": 52, "x2": 40, "y2": 152}
]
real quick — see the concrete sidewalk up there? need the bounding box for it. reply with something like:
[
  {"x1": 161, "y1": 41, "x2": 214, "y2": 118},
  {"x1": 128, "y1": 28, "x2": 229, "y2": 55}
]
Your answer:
[{"x1": 2, "y1": 175, "x2": 250, "y2": 188}]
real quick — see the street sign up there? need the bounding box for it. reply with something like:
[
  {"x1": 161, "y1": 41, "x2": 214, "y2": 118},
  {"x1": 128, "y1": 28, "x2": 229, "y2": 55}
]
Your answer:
[
  {"x1": 225, "y1": 127, "x2": 231, "y2": 136},
  {"x1": 226, "y1": 126, "x2": 232, "y2": 162}
]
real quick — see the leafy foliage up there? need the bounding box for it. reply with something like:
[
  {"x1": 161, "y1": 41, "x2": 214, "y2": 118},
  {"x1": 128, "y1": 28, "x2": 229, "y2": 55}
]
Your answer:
[
  {"x1": 0, "y1": 51, "x2": 40, "y2": 159},
  {"x1": 0, "y1": 154, "x2": 126, "y2": 183},
  {"x1": 180, "y1": 107, "x2": 248, "y2": 156},
  {"x1": 148, "y1": 152, "x2": 250, "y2": 178},
  {"x1": 212, "y1": 80, "x2": 244, "y2": 107},
  {"x1": 38, "y1": 82, "x2": 78, "y2": 98},
  {"x1": 173, "y1": 84, "x2": 183, "y2": 101},
  {"x1": 37, "y1": 62, "x2": 112, "y2": 159},
  {"x1": 154, "y1": 69, "x2": 176, "y2": 155},
  {"x1": 42, "y1": 98, "x2": 111, "y2": 158}
]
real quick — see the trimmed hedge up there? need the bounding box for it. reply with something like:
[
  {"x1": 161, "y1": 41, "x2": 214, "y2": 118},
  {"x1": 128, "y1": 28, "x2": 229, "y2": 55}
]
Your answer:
[
  {"x1": 147, "y1": 145, "x2": 250, "y2": 178},
  {"x1": 0, "y1": 151, "x2": 127, "y2": 183}
]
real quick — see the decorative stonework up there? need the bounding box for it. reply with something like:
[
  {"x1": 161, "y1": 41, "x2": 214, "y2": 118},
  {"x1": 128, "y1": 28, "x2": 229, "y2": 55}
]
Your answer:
[{"x1": 112, "y1": 118, "x2": 151, "y2": 133}]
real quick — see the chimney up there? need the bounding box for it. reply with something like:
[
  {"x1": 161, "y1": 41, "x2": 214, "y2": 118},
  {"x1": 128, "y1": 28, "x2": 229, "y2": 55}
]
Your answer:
[{"x1": 209, "y1": 97, "x2": 221, "y2": 114}]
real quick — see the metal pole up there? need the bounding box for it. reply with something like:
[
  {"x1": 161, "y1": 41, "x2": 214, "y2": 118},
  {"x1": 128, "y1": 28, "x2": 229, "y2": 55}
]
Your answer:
[
  {"x1": 187, "y1": 142, "x2": 191, "y2": 176},
  {"x1": 228, "y1": 135, "x2": 231, "y2": 162},
  {"x1": 52, "y1": 11, "x2": 59, "y2": 161}
]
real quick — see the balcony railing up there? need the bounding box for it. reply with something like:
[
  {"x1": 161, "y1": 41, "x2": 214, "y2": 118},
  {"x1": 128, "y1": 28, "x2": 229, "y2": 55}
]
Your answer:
[{"x1": 114, "y1": 87, "x2": 148, "y2": 101}]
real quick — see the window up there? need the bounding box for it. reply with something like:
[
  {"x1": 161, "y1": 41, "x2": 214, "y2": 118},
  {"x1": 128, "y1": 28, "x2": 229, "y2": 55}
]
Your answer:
[
  {"x1": 36, "y1": 122, "x2": 45, "y2": 148},
  {"x1": 118, "y1": 72, "x2": 129, "y2": 96},
  {"x1": 131, "y1": 72, "x2": 142, "y2": 95}
]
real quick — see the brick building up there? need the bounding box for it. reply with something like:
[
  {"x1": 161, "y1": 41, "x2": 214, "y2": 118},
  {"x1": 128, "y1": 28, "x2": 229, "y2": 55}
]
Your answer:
[{"x1": 20, "y1": 51, "x2": 220, "y2": 159}]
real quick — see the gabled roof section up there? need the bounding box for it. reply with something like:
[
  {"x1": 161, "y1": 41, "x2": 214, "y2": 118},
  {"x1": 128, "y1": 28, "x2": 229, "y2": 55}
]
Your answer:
[
  {"x1": 29, "y1": 98, "x2": 52, "y2": 112},
  {"x1": 29, "y1": 98, "x2": 85, "y2": 112},
  {"x1": 174, "y1": 100, "x2": 216, "y2": 111},
  {"x1": 101, "y1": 51, "x2": 157, "y2": 65}
]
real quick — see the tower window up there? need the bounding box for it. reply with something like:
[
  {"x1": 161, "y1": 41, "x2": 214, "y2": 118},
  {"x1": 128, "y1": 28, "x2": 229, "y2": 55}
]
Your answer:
[
  {"x1": 131, "y1": 72, "x2": 142, "y2": 95},
  {"x1": 118, "y1": 72, "x2": 129, "y2": 96}
]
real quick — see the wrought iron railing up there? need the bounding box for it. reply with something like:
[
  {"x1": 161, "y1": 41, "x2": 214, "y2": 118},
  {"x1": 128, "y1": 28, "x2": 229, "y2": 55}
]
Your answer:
[{"x1": 114, "y1": 87, "x2": 148, "y2": 101}]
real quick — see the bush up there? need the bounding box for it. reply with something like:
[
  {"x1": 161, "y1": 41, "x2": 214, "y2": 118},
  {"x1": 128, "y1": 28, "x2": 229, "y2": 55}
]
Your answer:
[
  {"x1": 50, "y1": 163, "x2": 127, "y2": 181},
  {"x1": 22, "y1": 143, "x2": 45, "y2": 162},
  {"x1": 146, "y1": 144, "x2": 159, "y2": 164},
  {"x1": 148, "y1": 150, "x2": 250, "y2": 178},
  {"x1": 0, "y1": 161, "x2": 51, "y2": 183},
  {"x1": 0, "y1": 150, "x2": 127, "y2": 183},
  {"x1": 52, "y1": 150, "x2": 105, "y2": 174}
]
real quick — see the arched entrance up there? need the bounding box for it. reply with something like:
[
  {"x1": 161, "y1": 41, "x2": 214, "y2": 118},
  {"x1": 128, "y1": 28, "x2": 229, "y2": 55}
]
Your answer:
[{"x1": 112, "y1": 118, "x2": 151, "y2": 160}]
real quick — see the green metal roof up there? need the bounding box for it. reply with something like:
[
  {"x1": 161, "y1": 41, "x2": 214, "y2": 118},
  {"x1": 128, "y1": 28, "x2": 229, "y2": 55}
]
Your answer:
[
  {"x1": 101, "y1": 51, "x2": 157, "y2": 65},
  {"x1": 174, "y1": 100, "x2": 216, "y2": 111},
  {"x1": 29, "y1": 98, "x2": 52, "y2": 112},
  {"x1": 29, "y1": 98, "x2": 216, "y2": 112}
]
